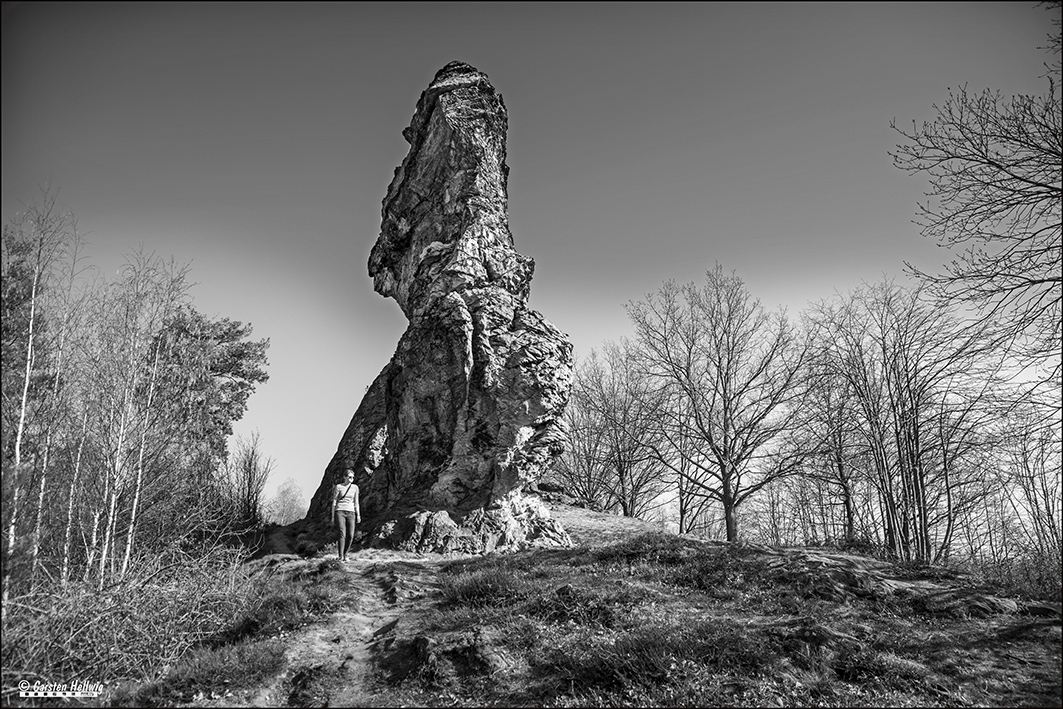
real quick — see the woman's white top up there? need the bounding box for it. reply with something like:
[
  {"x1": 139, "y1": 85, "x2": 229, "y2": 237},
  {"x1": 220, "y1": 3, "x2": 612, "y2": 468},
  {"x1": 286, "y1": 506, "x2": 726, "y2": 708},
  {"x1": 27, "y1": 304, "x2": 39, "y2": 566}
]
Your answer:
[{"x1": 335, "y1": 483, "x2": 357, "y2": 512}]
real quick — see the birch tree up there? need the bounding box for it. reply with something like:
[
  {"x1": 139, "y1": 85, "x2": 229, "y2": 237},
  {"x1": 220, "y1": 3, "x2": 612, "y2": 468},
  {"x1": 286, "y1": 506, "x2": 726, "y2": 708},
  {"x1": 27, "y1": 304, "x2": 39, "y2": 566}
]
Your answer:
[{"x1": 1, "y1": 195, "x2": 78, "y2": 599}]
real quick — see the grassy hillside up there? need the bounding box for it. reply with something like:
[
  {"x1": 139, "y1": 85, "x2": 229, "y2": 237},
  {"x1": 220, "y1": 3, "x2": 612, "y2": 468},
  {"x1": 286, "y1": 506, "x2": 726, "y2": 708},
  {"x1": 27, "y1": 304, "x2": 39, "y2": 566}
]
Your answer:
[
  {"x1": 373, "y1": 536, "x2": 1060, "y2": 707},
  {"x1": 107, "y1": 504, "x2": 1060, "y2": 708}
]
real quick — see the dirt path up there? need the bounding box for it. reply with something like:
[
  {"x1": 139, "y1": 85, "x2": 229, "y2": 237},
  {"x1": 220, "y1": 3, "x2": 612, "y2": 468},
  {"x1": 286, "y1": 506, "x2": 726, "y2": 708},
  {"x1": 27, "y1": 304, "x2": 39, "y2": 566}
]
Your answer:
[
  {"x1": 199, "y1": 502, "x2": 647, "y2": 706},
  {"x1": 191, "y1": 549, "x2": 452, "y2": 707},
  {"x1": 277, "y1": 551, "x2": 452, "y2": 707}
]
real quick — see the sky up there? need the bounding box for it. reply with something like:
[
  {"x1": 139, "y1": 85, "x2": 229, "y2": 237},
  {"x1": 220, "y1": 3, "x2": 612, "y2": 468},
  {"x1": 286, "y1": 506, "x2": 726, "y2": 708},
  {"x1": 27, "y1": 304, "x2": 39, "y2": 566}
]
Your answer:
[{"x1": 2, "y1": 2, "x2": 1055, "y2": 504}]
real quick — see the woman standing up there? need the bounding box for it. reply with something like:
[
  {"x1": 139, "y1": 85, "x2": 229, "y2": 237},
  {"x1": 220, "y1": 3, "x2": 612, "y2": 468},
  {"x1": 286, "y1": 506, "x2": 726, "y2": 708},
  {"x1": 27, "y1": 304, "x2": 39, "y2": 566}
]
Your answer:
[{"x1": 331, "y1": 469, "x2": 360, "y2": 561}]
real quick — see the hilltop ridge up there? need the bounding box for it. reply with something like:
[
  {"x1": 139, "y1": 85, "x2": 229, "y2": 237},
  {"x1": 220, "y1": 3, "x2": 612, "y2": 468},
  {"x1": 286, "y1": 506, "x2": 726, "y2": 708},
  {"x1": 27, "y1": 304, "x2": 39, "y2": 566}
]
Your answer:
[{"x1": 122, "y1": 500, "x2": 1061, "y2": 708}]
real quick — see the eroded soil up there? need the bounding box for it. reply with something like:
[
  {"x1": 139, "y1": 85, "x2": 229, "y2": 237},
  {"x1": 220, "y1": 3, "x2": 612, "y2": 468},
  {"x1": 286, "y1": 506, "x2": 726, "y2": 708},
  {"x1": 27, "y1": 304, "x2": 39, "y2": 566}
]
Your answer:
[{"x1": 181, "y1": 550, "x2": 450, "y2": 707}]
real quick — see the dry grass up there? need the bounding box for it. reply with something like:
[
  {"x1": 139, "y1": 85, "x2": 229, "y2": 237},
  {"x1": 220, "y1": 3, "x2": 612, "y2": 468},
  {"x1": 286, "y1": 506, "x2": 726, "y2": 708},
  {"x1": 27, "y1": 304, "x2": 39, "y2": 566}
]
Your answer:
[
  {"x1": 111, "y1": 557, "x2": 356, "y2": 706},
  {"x1": 5, "y1": 525, "x2": 1057, "y2": 708},
  {"x1": 117, "y1": 640, "x2": 287, "y2": 707},
  {"x1": 373, "y1": 533, "x2": 1060, "y2": 708},
  {"x1": 1, "y1": 545, "x2": 254, "y2": 700},
  {"x1": 1, "y1": 549, "x2": 356, "y2": 707}
]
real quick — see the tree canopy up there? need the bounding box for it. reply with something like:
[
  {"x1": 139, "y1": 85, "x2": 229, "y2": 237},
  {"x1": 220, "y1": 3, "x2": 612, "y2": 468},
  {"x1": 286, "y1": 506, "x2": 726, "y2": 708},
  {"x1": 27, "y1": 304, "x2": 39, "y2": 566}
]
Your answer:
[{"x1": 891, "y1": 4, "x2": 1062, "y2": 393}]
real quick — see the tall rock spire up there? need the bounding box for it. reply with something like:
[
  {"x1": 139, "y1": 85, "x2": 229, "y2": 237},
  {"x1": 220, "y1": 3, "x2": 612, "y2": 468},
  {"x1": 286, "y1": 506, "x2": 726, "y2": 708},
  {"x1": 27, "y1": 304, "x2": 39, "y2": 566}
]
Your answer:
[{"x1": 307, "y1": 62, "x2": 573, "y2": 553}]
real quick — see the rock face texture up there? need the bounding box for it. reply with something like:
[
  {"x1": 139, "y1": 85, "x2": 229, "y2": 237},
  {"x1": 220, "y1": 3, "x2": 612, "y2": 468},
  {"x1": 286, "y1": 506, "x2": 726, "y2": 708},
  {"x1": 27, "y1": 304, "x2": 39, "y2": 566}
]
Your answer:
[{"x1": 307, "y1": 62, "x2": 573, "y2": 554}]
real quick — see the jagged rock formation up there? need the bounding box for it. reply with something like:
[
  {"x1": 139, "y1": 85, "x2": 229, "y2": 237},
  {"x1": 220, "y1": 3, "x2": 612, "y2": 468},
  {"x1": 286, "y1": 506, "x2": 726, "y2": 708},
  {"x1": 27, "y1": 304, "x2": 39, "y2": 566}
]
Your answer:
[{"x1": 306, "y1": 62, "x2": 573, "y2": 554}]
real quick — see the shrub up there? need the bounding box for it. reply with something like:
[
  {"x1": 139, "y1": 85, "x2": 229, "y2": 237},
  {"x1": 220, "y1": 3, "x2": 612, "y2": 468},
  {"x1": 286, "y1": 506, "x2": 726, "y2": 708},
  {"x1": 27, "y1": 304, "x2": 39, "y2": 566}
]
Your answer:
[
  {"x1": 117, "y1": 640, "x2": 286, "y2": 706},
  {"x1": 962, "y1": 550, "x2": 1063, "y2": 602},
  {"x1": 216, "y1": 587, "x2": 310, "y2": 644},
  {"x1": 530, "y1": 583, "x2": 646, "y2": 628},
  {"x1": 834, "y1": 648, "x2": 934, "y2": 692},
  {"x1": 1, "y1": 545, "x2": 254, "y2": 689},
  {"x1": 542, "y1": 618, "x2": 781, "y2": 696},
  {"x1": 213, "y1": 558, "x2": 350, "y2": 645},
  {"x1": 440, "y1": 567, "x2": 530, "y2": 607},
  {"x1": 591, "y1": 532, "x2": 699, "y2": 567}
]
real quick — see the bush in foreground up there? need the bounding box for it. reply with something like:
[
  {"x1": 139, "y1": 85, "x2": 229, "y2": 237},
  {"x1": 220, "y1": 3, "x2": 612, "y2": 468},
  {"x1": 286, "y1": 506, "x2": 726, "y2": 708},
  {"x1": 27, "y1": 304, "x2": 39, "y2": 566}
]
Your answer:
[{"x1": 1, "y1": 544, "x2": 254, "y2": 697}]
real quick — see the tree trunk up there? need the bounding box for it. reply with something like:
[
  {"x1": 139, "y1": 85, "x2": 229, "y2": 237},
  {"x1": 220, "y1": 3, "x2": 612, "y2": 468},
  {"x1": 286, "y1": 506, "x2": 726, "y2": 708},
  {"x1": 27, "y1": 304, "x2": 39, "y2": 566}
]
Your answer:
[
  {"x1": 29, "y1": 432, "x2": 54, "y2": 581},
  {"x1": 3, "y1": 267, "x2": 42, "y2": 603},
  {"x1": 722, "y1": 472, "x2": 738, "y2": 542},
  {"x1": 98, "y1": 485, "x2": 120, "y2": 589},
  {"x1": 98, "y1": 409, "x2": 128, "y2": 587},
  {"x1": 120, "y1": 339, "x2": 163, "y2": 577},
  {"x1": 724, "y1": 504, "x2": 738, "y2": 542},
  {"x1": 12, "y1": 268, "x2": 41, "y2": 481},
  {"x1": 934, "y1": 417, "x2": 956, "y2": 564},
  {"x1": 61, "y1": 414, "x2": 89, "y2": 584},
  {"x1": 83, "y1": 509, "x2": 101, "y2": 583}
]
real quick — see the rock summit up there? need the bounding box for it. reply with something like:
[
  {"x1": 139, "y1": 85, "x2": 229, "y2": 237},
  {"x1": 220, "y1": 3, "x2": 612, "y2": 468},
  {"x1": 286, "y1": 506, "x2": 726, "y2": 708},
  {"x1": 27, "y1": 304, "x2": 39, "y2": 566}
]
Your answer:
[{"x1": 307, "y1": 62, "x2": 574, "y2": 553}]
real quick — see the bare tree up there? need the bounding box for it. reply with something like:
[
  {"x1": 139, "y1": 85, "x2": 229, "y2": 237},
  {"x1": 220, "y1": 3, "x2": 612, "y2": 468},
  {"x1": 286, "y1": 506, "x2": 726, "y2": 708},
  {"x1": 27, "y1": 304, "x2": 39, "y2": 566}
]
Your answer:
[
  {"x1": 627, "y1": 265, "x2": 808, "y2": 541},
  {"x1": 553, "y1": 386, "x2": 614, "y2": 511},
  {"x1": 266, "y1": 477, "x2": 307, "y2": 526},
  {"x1": 28, "y1": 227, "x2": 91, "y2": 581},
  {"x1": 807, "y1": 281, "x2": 1004, "y2": 562},
  {"x1": 785, "y1": 349, "x2": 866, "y2": 545},
  {"x1": 2, "y1": 198, "x2": 271, "y2": 592},
  {"x1": 585, "y1": 343, "x2": 671, "y2": 518},
  {"x1": 79, "y1": 252, "x2": 192, "y2": 584},
  {"x1": 996, "y1": 408, "x2": 1062, "y2": 592},
  {"x1": 1, "y1": 192, "x2": 78, "y2": 600},
  {"x1": 557, "y1": 346, "x2": 670, "y2": 519},
  {"x1": 891, "y1": 6, "x2": 1062, "y2": 394},
  {"x1": 227, "y1": 431, "x2": 274, "y2": 530}
]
